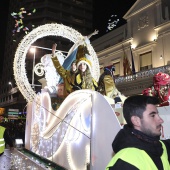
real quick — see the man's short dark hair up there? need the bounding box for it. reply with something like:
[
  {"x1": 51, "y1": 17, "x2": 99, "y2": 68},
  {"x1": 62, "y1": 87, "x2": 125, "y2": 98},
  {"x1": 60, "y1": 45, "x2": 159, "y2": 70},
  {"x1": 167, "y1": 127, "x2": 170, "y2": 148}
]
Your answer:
[{"x1": 123, "y1": 95, "x2": 160, "y2": 127}]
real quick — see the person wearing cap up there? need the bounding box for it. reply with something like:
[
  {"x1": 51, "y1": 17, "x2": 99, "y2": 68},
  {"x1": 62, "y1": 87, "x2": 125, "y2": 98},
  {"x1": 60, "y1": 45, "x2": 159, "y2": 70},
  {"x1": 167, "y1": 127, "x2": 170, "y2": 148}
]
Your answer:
[
  {"x1": 98, "y1": 66, "x2": 119, "y2": 99},
  {"x1": 98, "y1": 65, "x2": 127, "y2": 103},
  {"x1": 51, "y1": 30, "x2": 98, "y2": 94},
  {"x1": 74, "y1": 54, "x2": 98, "y2": 91},
  {"x1": 51, "y1": 43, "x2": 78, "y2": 97}
]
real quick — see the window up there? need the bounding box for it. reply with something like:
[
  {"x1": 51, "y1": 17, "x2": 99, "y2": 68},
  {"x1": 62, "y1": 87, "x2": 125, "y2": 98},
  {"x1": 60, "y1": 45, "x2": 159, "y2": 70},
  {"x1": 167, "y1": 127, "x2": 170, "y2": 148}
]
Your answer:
[
  {"x1": 140, "y1": 51, "x2": 152, "y2": 71},
  {"x1": 113, "y1": 62, "x2": 120, "y2": 76}
]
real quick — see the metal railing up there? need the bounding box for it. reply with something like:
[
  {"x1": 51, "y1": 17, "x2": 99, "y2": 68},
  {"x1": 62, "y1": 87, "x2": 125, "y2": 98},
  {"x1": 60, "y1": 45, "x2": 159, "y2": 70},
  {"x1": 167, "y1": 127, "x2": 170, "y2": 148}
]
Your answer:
[{"x1": 115, "y1": 65, "x2": 170, "y2": 84}]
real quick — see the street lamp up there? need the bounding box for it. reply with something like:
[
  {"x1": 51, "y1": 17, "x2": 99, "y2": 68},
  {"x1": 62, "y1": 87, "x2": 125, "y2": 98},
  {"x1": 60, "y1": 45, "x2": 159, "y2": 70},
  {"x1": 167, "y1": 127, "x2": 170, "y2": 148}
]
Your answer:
[
  {"x1": 30, "y1": 47, "x2": 36, "y2": 88},
  {"x1": 8, "y1": 82, "x2": 13, "y2": 87}
]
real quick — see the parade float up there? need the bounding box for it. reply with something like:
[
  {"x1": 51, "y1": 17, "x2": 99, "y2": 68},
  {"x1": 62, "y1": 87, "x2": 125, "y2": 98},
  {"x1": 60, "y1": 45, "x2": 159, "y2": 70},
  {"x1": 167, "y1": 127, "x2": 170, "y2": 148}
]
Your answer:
[
  {"x1": 10, "y1": 23, "x2": 122, "y2": 170},
  {"x1": 8, "y1": 23, "x2": 170, "y2": 169}
]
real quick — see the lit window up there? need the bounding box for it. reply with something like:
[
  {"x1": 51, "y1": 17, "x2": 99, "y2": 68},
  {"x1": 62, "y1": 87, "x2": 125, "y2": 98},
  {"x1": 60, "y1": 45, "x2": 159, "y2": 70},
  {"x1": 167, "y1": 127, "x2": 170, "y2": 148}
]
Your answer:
[{"x1": 140, "y1": 51, "x2": 152, "y2": 71}]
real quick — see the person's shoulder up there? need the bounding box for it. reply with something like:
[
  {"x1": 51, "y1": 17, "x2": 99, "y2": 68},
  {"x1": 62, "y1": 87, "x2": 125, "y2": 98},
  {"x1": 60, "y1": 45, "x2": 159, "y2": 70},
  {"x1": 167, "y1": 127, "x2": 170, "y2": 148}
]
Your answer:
[
  {"x1": 75, "y1": 72, "x2": 80, "y2": 77},
  {"x1": 161, "y1": 139, "x2": 170, "y2": 163},
  {"x1": 107, "y1": 158, "x2": 138, "y2": 170},
  {"x1": 66, "y1": 70, "x2": 71, "y2": 73},
  {"x1": 0, "y1": 125, "x2": 5, "y2": 129},
  {"x1": 161, "y1": 139, "x2": 170, "y2": 152},
  {"x1": 92, "y1": 77, "x2": 97, "y2": 81}
]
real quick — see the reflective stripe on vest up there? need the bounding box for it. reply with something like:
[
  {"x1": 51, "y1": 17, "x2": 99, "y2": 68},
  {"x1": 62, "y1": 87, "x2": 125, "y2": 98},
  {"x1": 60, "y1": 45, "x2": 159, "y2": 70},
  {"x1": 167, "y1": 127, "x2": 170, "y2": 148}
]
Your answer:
[
  {"x1": 0, "y1": 126, "x2": 5, "y2": 154},
  {"x1": 106, "y1": 141, "x2": 170, "y2": 170}
]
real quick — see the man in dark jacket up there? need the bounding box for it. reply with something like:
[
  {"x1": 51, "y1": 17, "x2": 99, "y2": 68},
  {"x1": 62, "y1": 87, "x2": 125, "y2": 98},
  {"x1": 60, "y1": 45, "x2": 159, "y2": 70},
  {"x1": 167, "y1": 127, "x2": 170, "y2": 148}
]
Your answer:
[{"x1": 106, "y1": 95, "x2": 170, "y2": 170}]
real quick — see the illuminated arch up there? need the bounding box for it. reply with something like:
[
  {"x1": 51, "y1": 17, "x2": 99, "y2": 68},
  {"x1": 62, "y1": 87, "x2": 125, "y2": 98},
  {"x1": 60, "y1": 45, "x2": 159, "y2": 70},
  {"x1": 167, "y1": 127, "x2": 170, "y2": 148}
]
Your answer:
[{"x1": 13, "y1": 23, "x2": 100, "y2": 102}]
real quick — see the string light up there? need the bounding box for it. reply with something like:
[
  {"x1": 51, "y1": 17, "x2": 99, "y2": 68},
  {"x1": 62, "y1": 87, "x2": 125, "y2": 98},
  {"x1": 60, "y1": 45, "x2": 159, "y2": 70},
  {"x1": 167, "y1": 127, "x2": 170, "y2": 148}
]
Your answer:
[
  {"x1": 27, "y1": 91, "x2": 93, "y2": 169},
  {"x1": 13, "y1": 23, "x2": 100, "y2": 102},
  {"x1": 13, "y1": 23, "x2": 100, "y2": 168}
]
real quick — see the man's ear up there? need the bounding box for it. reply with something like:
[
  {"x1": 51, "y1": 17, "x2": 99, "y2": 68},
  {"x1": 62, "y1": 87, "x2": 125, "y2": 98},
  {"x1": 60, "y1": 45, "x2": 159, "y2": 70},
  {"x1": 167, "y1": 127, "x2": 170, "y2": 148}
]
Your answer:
[{"x1": 131, "y1": 116, "x2": 141, "y2": 127}]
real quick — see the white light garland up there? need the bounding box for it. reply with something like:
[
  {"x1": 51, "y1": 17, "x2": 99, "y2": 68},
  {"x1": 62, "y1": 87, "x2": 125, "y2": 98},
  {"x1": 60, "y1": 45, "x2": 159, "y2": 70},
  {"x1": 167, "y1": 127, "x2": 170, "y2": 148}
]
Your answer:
[
  {"x1": 13, "y1": 23, "x2": 100, "y2": 102},
  {"x1": 29, "y1": 91, "x2": 93, "y2": 169}
]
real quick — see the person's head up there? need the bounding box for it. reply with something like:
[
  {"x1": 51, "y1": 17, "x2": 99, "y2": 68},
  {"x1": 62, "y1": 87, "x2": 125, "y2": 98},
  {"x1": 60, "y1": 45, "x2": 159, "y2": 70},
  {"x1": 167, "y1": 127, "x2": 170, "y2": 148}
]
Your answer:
[
  {"x1": 78, "y1": 62, "x2": 87, "y2": 72},
  {"x1": 76, "y1": 55, "x2": 92, "y2": 73},
  {"x1": 104, "y1": 65, "x2": 115, "y2": 76},
  {"x1": 123, "y1": 95, "x2": 163, "y2": 137},
  {"x1": 71, "y1": 60, "x2": 77, "y2": 72}
]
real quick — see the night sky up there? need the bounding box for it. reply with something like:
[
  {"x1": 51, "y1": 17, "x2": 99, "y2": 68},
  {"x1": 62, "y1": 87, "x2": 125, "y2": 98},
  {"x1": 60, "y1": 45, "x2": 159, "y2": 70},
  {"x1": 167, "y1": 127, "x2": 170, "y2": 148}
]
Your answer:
[
  {"x1": 0, "y1": 0, "x2": 136, "y2": 75},
  {"x1": 93, "y1": 0, "x2": 137, "y2": 38},
  {"x1": 0, "y1": 0, "x2": 10, "y2": 75}
]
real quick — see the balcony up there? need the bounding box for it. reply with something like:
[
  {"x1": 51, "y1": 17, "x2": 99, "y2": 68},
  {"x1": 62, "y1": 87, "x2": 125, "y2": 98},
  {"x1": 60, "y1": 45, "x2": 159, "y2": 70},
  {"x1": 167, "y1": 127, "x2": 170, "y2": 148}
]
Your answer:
[{"x1": 115, "y1": 65, "x2": 170, "y2": 96}]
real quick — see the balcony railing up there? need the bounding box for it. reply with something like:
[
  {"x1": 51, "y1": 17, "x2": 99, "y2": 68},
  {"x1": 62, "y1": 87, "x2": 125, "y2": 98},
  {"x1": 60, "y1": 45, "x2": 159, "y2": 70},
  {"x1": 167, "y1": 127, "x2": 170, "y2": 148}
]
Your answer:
[
  {"x1": 114, "y1": 65, "x2": 170, "y2": 96},
  {"x1": 115, "y1": 65, "x2": 170, "y2": 84}
]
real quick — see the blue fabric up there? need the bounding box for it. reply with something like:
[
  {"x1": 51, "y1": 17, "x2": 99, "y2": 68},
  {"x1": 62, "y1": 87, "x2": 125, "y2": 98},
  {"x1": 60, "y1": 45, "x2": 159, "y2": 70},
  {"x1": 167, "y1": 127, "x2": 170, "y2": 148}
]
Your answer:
[{"x1": 59, "y1": 48, "x2": 78, "y2": 83}]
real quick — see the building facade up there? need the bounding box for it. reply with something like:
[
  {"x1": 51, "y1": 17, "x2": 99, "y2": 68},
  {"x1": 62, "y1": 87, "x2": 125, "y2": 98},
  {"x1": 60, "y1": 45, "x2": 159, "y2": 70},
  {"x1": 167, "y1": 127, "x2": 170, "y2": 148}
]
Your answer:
[
  {"x1": 0, "y1": 0, "x2": 93, "y2": 112},
  {"x1": 92, "y1": 0, "x2": 170, "y2": 96}
]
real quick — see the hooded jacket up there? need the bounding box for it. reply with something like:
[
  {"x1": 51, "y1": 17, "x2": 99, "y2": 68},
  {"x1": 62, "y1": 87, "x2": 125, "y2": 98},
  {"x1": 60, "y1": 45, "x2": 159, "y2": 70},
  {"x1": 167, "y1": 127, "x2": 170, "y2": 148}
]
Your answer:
[{"x1": 106, "y1": 125, "x2": 170, "y2": 170}]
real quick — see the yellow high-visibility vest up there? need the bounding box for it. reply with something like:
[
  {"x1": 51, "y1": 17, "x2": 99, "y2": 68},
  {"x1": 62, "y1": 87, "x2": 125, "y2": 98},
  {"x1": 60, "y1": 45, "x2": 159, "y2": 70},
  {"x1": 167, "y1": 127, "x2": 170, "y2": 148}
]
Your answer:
[
  {"x1": 0, "y1": 126, "x2": 5, "y2": 154},
  {"x1": 106, "y1": 141, "x2": 170, "y2": 170}
]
